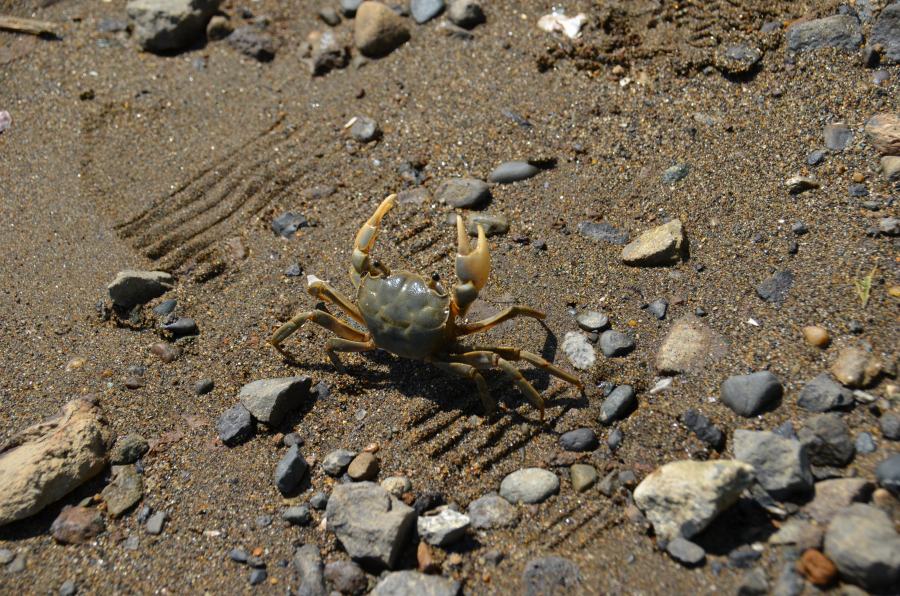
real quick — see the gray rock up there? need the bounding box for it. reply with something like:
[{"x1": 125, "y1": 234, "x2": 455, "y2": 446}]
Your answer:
[
  {"x1": 880, "y1": 412, "x2": 900, "y2": 440},
  {"x1": 824, "y1": 123, "x2": 853, "y2": 150},
  {"x1": 326, "y1": 482, "x2": 416, "y2": 569},
  {"x1": 807, "y1": 149, "x2": 826, "y2": 166},
  {"x1": 227, "y1": 26, "x2": 276, "y2": 61},
  {"x1": 293, "y1": 544, "x2": 326, "y2": 596},
  {"x1": 499, "y1": 468, "x2": 559, "y2": 504},
  {"x1": 216, "y1": 404, "x2": 254, "y2": 446},
  {"x1": 249, "y1": 569, "x2": 267, "y2": 585},
  {"x1": 417, "y1": 509, "x2": 469, "y2": 546},
  {"x1": 559, "y1": 428, "x2": 597, "y2": 452},
  {"x1": 271, "y1": 212, "x2": 309, "y2": 238},
  {"x1": 656, "y1": 316, "x2": 727, "y2": 374},
  {"x1": 381, "y1": 476, "x2": 412, "y2": 497},
  {"x1": 769, "y1": 518, "x2": 824, "y2": 550},
  {"x1": 410, "y1": 0, "x2": 444, "y2": 24},
  {"x1": 876, "y1": 453, "x2": 900, "y2": 494},
  {"x1": 871, "y1": 3, "x2": 900, "y2": 63},
  {"x1": 145, "y1": 510, "x2": 167, "y2": 535},
  {"x1": 599, "y1": 330, "x2": 634, "y2": 357},
  {"x1": 152, "y1": 298, "x2": 177, "y2": 316},
  {"x1": 350, "y1": 117, "x2": 380, "y2": 142},
  {"x1": 799, "y1": 413, "x2": 855, "y2": 467},
  {"x1": 620, "y1": 219, "x2": 684, "y2": 266},
  {"x1": 0, "y1": 549, "x2": 13, "y2": 564},
  {"x1": 354, "y1": 1, "x2": 411, "y2": 57},
  {"x1": 575, "y1": 310, "x2": 608, "y2": 331},
  {"x1": 661, "y1": 164, "x2": 689, "y2": 183},
  {"x1": 161, "y1": 316, "x2": 197, "y2": 335},
  {"x1": 733, "y1": 430, "x2": 813, "y2": 499},
  {"x1": 738, "y1": 568, "x2": 769, "y2": 595},
  {"x1": 805, "y1": 478, "x2": 873, "y2": 524},
  {"x1": 721, "y1": 371, "x2": 782, "y2": 417},
  {"x1": 340, "y1": 0, "x2": 363, "y2": 17},
  {"x1": 773, "y1": 562, "x2": 806, "y2": 596},
  {"x1": 110, "y1": 434, "x2": 149, "y2": 465},
  {"x1": 434, "y1": 177, "x2": 490, "y2": 208},
  {"x1": 521, "y1": 556, "x2": 581, "y2": 596},
  {"x1": 372, "y1": 571, "x2": 460, "y2": 596},
  {"x1": 194, "y1": 379, "x2": 214, "y2": 395},
  {"x1": 599, "y1": 385, "x2": 635, "y2": 425},
  {"x1": 646, "y1": 299, "x2": 668, "y2": 320},
  {"x1": 666, "y1": 537, "x2": 706, "y2": 566},
  {"x1": 716, "y1": 44, "x2": 762, "y2": 75},
  {"x1": 855, "y1": 432, "x2": 876, "y2": 453},
  {"x1": 107, "y1": 270, "x2": 174, "y2": 308},
  {"x1": 797, "y1": 373, "x2": 854, "y2": 412},
  {"x1": 323, "y1": 449, "x2": 357, "y2": 476},
  {"x1": 447, "y1": 0, "x2": 484, "y2": 29},
  {"x1": 59, "y1": 580, "x2": 77, "y2": 596},
  {"x1": 274, "y1": 445, "x2": 308, "y2": 494},
  {"x1": 318, "y1": 6, "x2": 340, "y2": 26},
  {"x1": 465, "y1": 213, "x2": 509, "y2": 237},
  {"x1": 824, "y1": 504, "x2": 900, "y2": 592},
  {"x1": 126, "y1": 0, "x2": 220, "y2": 53},
  {"x1": 576, "y1": 221, "x2": 629, "y2": 245},
  {"x1": 633, "y1": 459, "x2": 755, "y2": 541},
  {"x1": 607, "y1": 428, "x2": 623, "y2": 451},
  {"x1": 239, "y1": 376, "x2": 312, "y2": 425},
  {"x1": 878, "y1": 216, "x2": 900, "y2": 236},
  {"x1": 681, "y1": 409, "x2": 724, "y2": 450},
  {"x1": 101, "y1": 465, "x2": 143, "y2": 518},
  {"x1": 786, "y1": 15, "x2": 863, "y2": 53},
  {"x1": 324, "y1": 560, "x2": 367, "y2": 595},
  {"x1": 467, "y1": 493, "x2": 517, "y2": 529},
  {"x1": 561, "y1": 331, "x2": 595, "y2": 370},
  {"x1": 756, "y1": 271, "x2": 794, "y2": 303},
  {"x1": 488, "y1": 161, "x2": 538, "y2": 184},
  {"x1": 282, "y1": 505, "x2": 311, "y2": 525}
]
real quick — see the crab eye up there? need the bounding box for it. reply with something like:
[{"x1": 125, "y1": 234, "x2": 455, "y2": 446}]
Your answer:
[{"x1": 431, "y1": 272, "x2": 440, "y2": 281}]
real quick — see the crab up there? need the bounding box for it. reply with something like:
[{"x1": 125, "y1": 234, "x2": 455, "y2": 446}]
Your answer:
[{"x1": 268, "y1": 194, "x2": 584, "y2": 417}]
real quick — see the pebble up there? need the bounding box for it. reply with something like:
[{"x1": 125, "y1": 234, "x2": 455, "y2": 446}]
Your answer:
[
  {"x1": 620, "y1": 219, "x2": 684, "y2": 266},
  {"x1": 786, "y1": 15, "x2": 862, "y2": 52},
  {"x1": 855, "y1": 432, "x2": 877, "y2": 454},
  {"x1": 865, "y1": 112, "x2": 900, "y2": 156},
  {"x1": 467, "y1": 493, "x2": 517, "y2": 529},
  {"x1": 645, "y1": 298, "x2": 668, "y2": 320},
  {"x1": 465, "y1": 213, "x2": 509, "y2": 237},
  {"x1": 881, "y1": 412, "x2": 900, "y2": 440},
  {"x1": 397, "y1": 188, "x2": 430, "y2": 205},
  {"x1": 721, "y1": 371, "x2": 782, "y2": 417},
  {"x1": 559, "y1": 428, "x2": 597, "y2": 452},
  {"x1": 282, "y1": 505, "x2": 311, "y2": 525},
  {"x1": 447, "y1": 0, "x2": 484, "y2": 29},
  {"x1": 249, "y1": 568, "x2": 267, "y2": 585},
  {"x1": 274, "y1": 445, "x2": 308, "y2": 494},
  {"x1": 521, "y1": 556, "x2": 581, "y2": 595},
  {"x1": 350, "y1": 116, "x2": 380, "y2": 142},
  {"x1": 575, "y1": 310, "x2": 608, "y2": 331},
  {"x1": 152, "y1": 299, "x2": 177, "y2": 316},
  {"x1": 876, "y1": 454, "x2": 900, "y2": 494},
  {"x1": 206, "y1": 15, "x2": 232, "y2": 40},
  {"x1": 824, "y1": 123, "x2": 853, "y2": 150},
  {"x1": 769, "y1": 519, "x2": 824, "y2": 550},
  {"x1": 599, "y1": 384, "x2": 635, "y2": 425},
  {"x1": 499, "y1": 468, "x2": 559, "y2": 504},
  {"x1": 656, "y1": 316, "x2": 727, "y2": 374},
  {"x1": 271, "y1": 212, "x2": 308, "y2": 238},
  {"x1": 107, "y1": 270, "x2": 173, "y2": 308},
  {"x1": 110, "y1": 434, "x2": 149, "y2": 465},
  {"x1": 488, "y1": 161, "x2": 539, "y2": 184},
  {"x1": 785, "y1": 176, "x2": 819, "y2": 194},
  {"x1": 831, "y1": 346, "x2": 881, "y2": 388},
  {"x1": 227, "y1": 26, "x2": 276, "y2": 61},
  {"x1": 799, "y1": 413, "x2": 855, "y2": 467},
  {"x1": 882, "y1": 156, "x2": 900, "y2": 181},
  {"x1": 561, "y1": 331, "x2": 595, "y2": 370},
  {"x1": 50, "y1": 506, "x2": 105, "y2": 544},
  {"x1": 372, "y1": 571, "x2": 461, "y2": 596},
  {"x1": 848, "y1": 183, "x2": 868, "y2": 197},
  {"x1": 324, "y1": 560, "x2": 367, "y2": 595},
  {"x1": 824, "y1": 504, "x2": 900, "y2": 592},
  {"x1": 239, "y1": 376, "x2": 312, "y2": 425},
  {"x1": 681, "y1": 409, "x2": 724, "y2": 450},
  {"x1": 161, "y1": 316, "x2": 198, "y2": 336},
  {"x1": 606, "y1": 428, "x2": 623, "y2": 451},
  {"x1": 807, "y1": 149, "x2": 826, "y2": 166},
  {"x1": 381, "y1": 476, "x2": 412, "y2": 497},
  {"x1": 255, "y1": 514, "x2": 272, "y2": 529},
  {"x1": 0, "y1": 549, "x2": 13, "y2": 564},
  {"x1": 354, "y1": 1, "x2": 411, "y2": 57},
  {"x1": 341, "y1": 0, "x2": 363, "y2": 16},
  {"x1": 145, "y1": 510, "x2": 166, "y2": 535},
  {"x1": 101, "y1": 465, "x2": 143, "y2": 518},
  {"x1": 872, "y1": 4, "x2": 900, "y2": 63},
  {"x1": 737, "y1": 568, "x2": 768, "y2": 595},
  {"x1": 576, "y1": 221, "x2": 629, "y2": 245},
  {"x1": 318, "y1": 6, "x2": 341, "y2": 26},
  {"x1": 716, "y1": 44, "x2": 761, "y2": 75},
  {"x1": 797, "y1": 548, "x2": 837, "y2": 587},
  {"x1": 194, "y1": 379, "x2": 214, "y2": 395},
  {"x1": 305, "y1": 29, "x2": 349, "y2": 76},
  {"x1": 126, "y1": 0, "x2": 218, "y2": 52},
  {"x1": 599, "y1": 330, "x2": 634, "y2": 357},
  {"x1": 310, "y1": 492, "x2": 329, "y2": 510},
  {"x1": 878, "y1": 216, "x2": 899, "y2": 236},
  {"x1": 292, "y1": 544, "x2": 326, "y2": 595},
  {"x1": 661, "y1": 163, "x2": 689, "y2": 183},
  {"x1": 434, "y1": 177, "x2": 490, "y2": 208},
  {"x1": 570, "y1": 464, "x2": 598, "y2": 492},
  {"x1": 733, "y1": 430, "x2": 812, "y2": 499},
  {"x1": 216, "y1": 404, "x2": 254, "y2": 446},
  {"x1": 802, "y1": 326, "x2": 830, "y2": 348},
  {"x1": 666, "y1": 537, "x2": 706, "y2": 566},
  {"x1": 418, "y1": 509, "x2": 470, "y2": 546},
  {"x1": 756, "y1": 270, "x2": 794, "y2": 303},
  {"x1": 323, "y1": 449, "x2": 357, "y2": 476},
  {"x1": 347, "y1": 452, "x2": 379, "y2": 481},
  {"x1": 797, "y1": 373, "x2": 853, "y2": 412},
  {"x1": 59, "y1": 580, "x2": 77, "y2": 596}
]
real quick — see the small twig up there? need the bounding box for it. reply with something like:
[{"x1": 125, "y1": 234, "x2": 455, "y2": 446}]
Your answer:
[{"x1": 0, "y1": 15, "x2": 61, "y2": 38}]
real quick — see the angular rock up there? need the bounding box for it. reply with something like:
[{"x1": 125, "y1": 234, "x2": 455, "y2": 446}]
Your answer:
[
  {"x1": 569, "y1": 464, "x2": 598, "y2": 493},
  {"x1": 293, "y1": 544, "x2": 326, "y2": 596},
  {"x1": 646, "y1": 298, "x2": 668, "y2": 320},
  {"x1": 824, "y1": 504, "x2": 900, "y2": 592},
  {"x1": 326, "y1": 482, "x2": 416, "y2": 569},
  {"x1": 733, "y1": 430, "x2": 813, "y2": 500},
  {"x1": 447, "y1": 0, "x2": 484, "y2": 29},
  {"x1": 434, "y1": 177, "x2": 489, "y2": 208},
  {"x1": 666, "y1": 537, "x2": 706, "y2": 566},
  {"x1": 239, "y1": 376, "x2": 312, "y2": 425},
  {"x1": 799, "y1": 414, "x2": 855, "y2": 467},
  {"x1": 282, "y1": 505, "x2": 311, "y2": 526},
  {"x1": 756, "y1": 271, "x2": 794, "y2": 304},
  {"x1": 467, "y1": 493, "x2": 517, "y2": 529},
  {"x1": 786, "y1": 15, "x2": 863, "y2": 53},
  {"x1": 599, "y1": 330, "x2": 634, "y2": 357},
  {"x1": 145, "y1": 510, "x2": 166, "y2": 535},
  {"x1": 681, "y1": 409, "x2": 724, "y2": 450},
  {"x1": 499, "y1": 468, "x2": 559, "y2": 504},
  {"x1": 126, "y1": 0, "x2": 220, "y2": 53},
  {"x1": 102, "y1": 465, "x2": 143, "y2": 517},
  {"x1": 381, "y1": 476, "x2": 412, "y2": 497},
  {"x1": 620, "y1": 219, "x2": 684, "y2": 266},
  {"x1": 824, "y1": 123, "x2": 853, "y2": 151},
  {"x1": 417, "y1": 509, "x2": 469, "y2": 546},
  {"x1": 599, "y1": 384, "x2": 635, "y2": 424},
  {"x1": 865, "y1": 112, "x2": 900, "y2": 156},
  {"x1": 488, "y1": 161, "x2": 538, "y2": 184},
  {"x1": 797, "y1": 373, "x2": 853, "y2": 412},
  {"x1": 872, "y1": 3, "x2": 900, "y2": 63},
  {"x1": 738, "y1": 568, "x2": 770, "y2": 595},
  {"x1": 324, "y1": 560, "x2": 367, "y2": 595},
  {"x1": 216, "y1": 403, "x2": 254, "y2": 446},
  {"x1": 110, "y1": 434, "x2": 149, "y2": 465},
  {"x1": 410, "y1": 0, "x2": 444, "y2": 24},
  {"x1": 354, "y1": 1, "x2": 410, "y2": 57},
  {"x1": 274, "y1": 445, "x2": 308, "y2": 494},
  {"x1": 304, "y1": 30, "x2": 349, "y2": 76},
  {"x1": 107, "y1": 270, "x2": 174, "y2": 308},
  {"x1": 371, "y1": 571, "x2": 460, "y2": 596},
  {"x1": 805, "y1": 478, "x2": 873, "y2": 524},
  {"x1": 271, "y1": 212, "x2": 308, "y2": 238},
  {"x1": 721, "y1": 371, "x2": 782, "y2": 417},
  {"x1": 656, "y1": 316, "x2": 727, "y2": 374},
  {"x1": 227, "y1": 26, "x2": 276, "y2": 61},
  {"x1": 831, "y1": 346, "x2": 881, "y2": 388},
  {"x1": 0, "y1": 398, "x2": 112, "y2": 526},
  {"x1": 633, "y1": 459, "x2": 754, "y2": 541},
  {"x1": 881, "y1": 412, "x2": 900, "y2": 440},
  {"x1": 521, "y1": 556, "x2": 581, "y2": 595},
  {"x1": 51, "y1": 506, "x2": 105, "y2": 544},
  {"x1": 323, "y1": 449, "x2": 357, "y2": 476},
  {"x1": 576, "y1": 221, "x2": 629, "y2": 245},
  {"x1": 561, "y1": 332, "x2": 595, "y2": 370}
]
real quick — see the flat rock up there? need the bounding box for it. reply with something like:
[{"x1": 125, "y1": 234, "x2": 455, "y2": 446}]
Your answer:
[
  {"x1": 805, "y1": 478, "x2": 873, "y2": 524},
  {"x1": 417, "y1": 509, "x2": 469, "y2": 546},
  {"x1": 102, "y1": 465, "x2": 143, "y2": 517},
  {"x1": 465, "y1": 213, "x2": 509, "y2": 237},
  {"x1": 293, "y1": 544, "x2": 326, "y2": 596},
  {"x1": 326, "y1": 482, "x2": 416, "y2": 569},
  {"x1": 274, "y1": 445, "x2": 308, "y2": 494},
  {"x1": 354, "y1": 1, "x2": 410, "y2": 57},
  {"x1": 434, "y1": 177, "x2": 490, "y2": 208},
  {"x1": 824, "y1": 123, "x2": 853, "y2": 150},
  {"x1": 216, "y1": 403, "x2": 254, "y2": 446},
  {"x1": 126, "y1": 0, "x2": 220, "y2": 53},
  {"x1": 575, "y1": 310, "x2": 608, "y2": 331},
  {"x1": 372, "y1": 571, "x2": 460, "y2": 596},
  {"x1": 599, "y1": 330, "x2": 634, "y2": 357},
  {"x1": 107, "y1": 270, "x2": 174, "y2": 308},
  {"x1": 721, "y1": 371, "x2": 782, "y2": 417},
  {"x1": 500, "y1": 468, "x2": 559, "y2": 504},
  {"x1": 0, "y1": 398, "x2": 112, "y2": 526},
  {"x1": 599, "y1": 384, "x2": 635, "y2": 425},
  {"x1": 824, "y1": 504, "x2": 900, "y2": 592},
  {"x1": 786, "y1": 15, "x2": 863, "y2": 53},
  {"x1": 51, "y1": 506, "x2": 105, "y2": 544},
  {"x1": 323, "y1": 449, "x2": 357, "y2": 476},
  {"x1": 559, "y1": 428, "x2": 597, "y2": 452},
  {"x1": 865, "y1": 112, "x2": 900, "y2": 156},
  {"x1": 797, "y1": 373, "x2": 854, "y2": 412},
  {"x1": 488, "y1": 161, "x2": 539, "y2": 184},
  {"x1": 467, "y1": 493, "x2": 517, "y2": 529},
  {"x1": 656, "y1": 316, "x2": 727, "y2": 374},
  {"x1": 831, "y1": 346, "x2": 881, "y2": 388},
  {"x1": 756, "y1": 271, "x2": 794, "y2": 304},
  {"x1": 521, "y1": 556, "x2": 581, "y2": 596},
  {"x1": 872, "y1": 4, "x2": 900, "y2": 63},
  {"x1": 799, "y1": 413, "x2": 855, "y2": 467},
  {"x1": 666, "y1": 537, "x2": 706, "y2": 566},
  {"x1": 633, "y1": 459, "x2": 754, "y2": 541},
  {"x1": 239, "y1": 376, "x2": 312, "y2": 425},
  {"x1": 733, "y1": 430, "x2": 813, "y2": 500},
  {"x1": 561, "y1": 331, "x2": 595, "y2": 370},
  {"x1": 620, "y1": 219, "x2": 684, "y2": 266},
  {"x1": 410, "y1": 0, "x2": 444, "y2": 24},
  {"x1": 577, "y1": 221, "x2": 629, "y2": 245}
]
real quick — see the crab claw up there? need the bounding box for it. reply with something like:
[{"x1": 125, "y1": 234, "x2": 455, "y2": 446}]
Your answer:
[
  {"x1": 453, "y1": 215, "x2": 491, "y2": 316},
  {"x1": 351, "y1": 194, "x2": 396, "y2": 283}
]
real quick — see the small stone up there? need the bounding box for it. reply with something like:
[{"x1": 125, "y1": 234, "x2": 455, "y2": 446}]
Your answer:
[
  {"x1": 310, "y1": 492, "x2": 329, "y2": 510},
  {"x1": 575, "y1": 311, "x2": 608, "y2": 331},
  {"x1": 824, "y1": 504, "x2": 900, "y2": 592},
  {"x1": 848, "y1": 183, "x2": 869, "y2": 197},
  {"x1": 467, "y1": 493, "x2": 517, "y2": 529},
  {"x1": 274, "y1": 445, "x2": 308, "y2": 494},
  {"x1": 797, "y1": 373, "x2": 853, "y2": 412},
  {"x1": 347, "y1": 452, "x2": 379, "y2": 481},
  {"x1": 878, "y1": 216, "x2": 900, "y2": 236},
  {"x1": 381, "y1": 476, "x2": 411, "y2": 497},
  {"x1": 599, "y1": 330, "x2": 634, "y2": 357},
  {"x1": 785, "y1": 176, "x2": 819, "y2": 194},
  {"x1": 418, "y1": 509, "x2": 469, "y2": 546},
  {"x1": 576, "y1": 221, "x2": 629, "y2": 245},
  {"x1": 227, "y1": 26, "x2": 276, "y2": 61},
  {"x1": 877, "y1": 454, "x2": 900, "y2": 494},
  {"x1": 396, "y1": 188, "x2": 430, "y2": 205},
  {"x1": 661, "y1": 164, "x2": 689, "y2": 183},
  {"x1": 108, "y1": 270, "x2": 173, "y2": 308},
  {"x1": 802, "y1": 326, "x2": 830, "y2": 348},
  {"x1": 487, "y1": 161, "x2": 539, "y2": 184},
  {"x1": 304, "y1": 29, "x2": 349, "y2": 76},
  {"x1": 323, "y1": 449, "x2": 357, "y2": 476},
  {"x1": 807, "y1": 149, "x2": 826, "y2": 166},
  {"x1": 805, "y1": 478, "x2": 873, "y2": 524},
  {"x1": 799, "y1": 413, "x2": 855, "y2": 467},
  {"x1": 434, "y1": 177, "x2": 490, "y2": 208},
  {"x1": 881, "y1": 412, "x2": 900, "y2": 440},
  {"x1": 152, "y1": 299, "x2": 177, "y2": 316},
  {"x1": 721, "y1": 371, "x2": 782, "y2": 417},
  {"x1": 110, "y1": 434, "x2": 149, "y2": 465},
  {"x1": 737, "y1": 568, "x2": 769, "y2": 595},
  {"x1": 340, "y1": 0, "x2": 363, "y2": 16},
  {"x1": 865, "y1": 112, "x2": 900, "y2": 156},
  {"x1": 372, "y1": 571, "x2": 461, "y2": 596},
  {"x1": 319, "y1": 6, "x2": 341, "y2": 26},
  {"x1": 447, "y1": 0, "x2": 484, "y2": 29},
  {"x1": 681, "y1": 409, "x2": 724, "y2": 450},
  {"x1": 101, "y1": 465, "x2": 143, "y2": 518},
  {"x1": 145, "y1": 510, "x2": 166, "y2": 535},
  {"x1": 206, "y1": 14, "x2": 232, "y2": 40},
  {"x1": 666, "y1": 537, "x2": 706, "y2": 567},
  {"x1": 756, "y1": 271, "x2": 794, "y2": 303},
  {"x1": 249, "y1": 569, "x2": 267, "y2": 585},
  {"x1": 161, "y1": 316, "x2": 198, "y2": 336},
  {"x1": 561, "y1": 332, "x2": 595, "y2": 370},
  {"x1": 51, "y1": 506, "x2": 105, "y2": 544},
  {"x1": 559, "y1": 428, "x2": 597, "y2": 452},
  {"x1": 59, "y1": 580, "x2": 77, "y2": 596},
  {"x1": 239, "y1": 376, "x2": 312, "y2": 425},
  {"x1": 599, "y1": 385, "x2": 635, "y2": 425},
  {"x1": 607, "y1": 428, "x2": 623, "y2": 451},
  {"x1": 126, "y1": 0, "x2": 219, "y2": 53},
  {"x1": 620, "y1": 219, "x2": 684, "y2": 266},
  {"x1": 216, "y1": 403, "x2": 254, "y2": 446},
  {"x1": 824, "y1": 123, "x2": 853, "y2": 150},
  {"x1": 872, "y1": 4, "x2": 900, "y2": 63},
  {"x1": 570, "y1": 464, "x2": 598, "y2": 492},
  {"x1": 646, "y1": 299, "x2": 668, "y2": 320},
  {"x1": 855, "y1": 432, "x2": 877, "y2": 454},
  {"x1": 786, "y1": 15, "x2": 863, "y2": 53},
  {"x1": 499, "y1": 468, "x2": 559, "y2": 504},
  {"x1": 0, "y1": 549, "x2": 13, "y2": 564},
  {"x1": 797, "y1": 548, "x2": 837, "y2": 587},
  {"x1": 656, "y1": 316, "x2": 727, "y2": 374},
  {"x1": 882, "y1": 155, "x2": 900, "y2": 181},
  {"x1": 194, "y1": 379, "x2": 214, "y2": 395},
  {"x1": 410, "y1": 0, "x2": 444, "y2": 24},
  {"x1": 521, "y1": 556, "x2": 581, "y2": 595},
  {"x1": 292, "y1": 544, "x2": 326, "y2": 595},
  {"x1": 271, "y1": 212, "x2": 308, "y2": 238},
  {"x1": 354, "y1": 1, "x2": 411, "y2": 57},
  {"x1": 716, "y1": 44, "x2": 762, "y2": 75},
  {"x1": 831, "y1": 347, "x2": 881, "y2": 388},
  {"x1": 350, "y1": 116, "x2": 380, "y2": 142},
  {"x1": 282, "y1": 505, "x2": 311, "y2": 526},
  {"x1": 325, "y1": 560, "x2": 367, "y2": 595},
  {"x1": 734, "y1": 430, "x2": 812, "y2": 499},
  {"x1": 769, "y1": 519, "x2": 824, "y2": 550}
]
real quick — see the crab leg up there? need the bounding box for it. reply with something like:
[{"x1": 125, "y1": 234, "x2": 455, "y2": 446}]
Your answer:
[
  {"x1": 452, "y1": 216, "x2": 491, "y2": 318},
  {"x1": 431, "y1": 360, "x2": 496, "y2": 415},
  {"x1": 307, "y1": 277, "x2": 366, "y2": 326},
  {"x1": 325, "y1": 338, "x2": 376, "y2": 371},
  {"x1": 449, "y1": 351, "x2": 546, "y2": 419},
  {"x1": 467, "y1": 345, "x2": 584, "y2": 390},
  {"x1": 350, "y1": 194, "x2": 396, "y2": 286},
  {"x1": 268, "y1": 310, "x2": 367, "y2": 351},
  {"x1": 456, "y1": 305, "x2": 545, "y2": 336}
]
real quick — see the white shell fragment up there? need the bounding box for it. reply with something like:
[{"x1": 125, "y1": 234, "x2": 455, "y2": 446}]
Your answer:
[
  {"x1": 537, "y1": 12, "x2": 587, "y2": 39},
  {"x1": 562, "y1": 331, "x2": 596, "y2": 370},
  {"x1": 307, "y1": 274, "x2": 323, "y2": 287}
]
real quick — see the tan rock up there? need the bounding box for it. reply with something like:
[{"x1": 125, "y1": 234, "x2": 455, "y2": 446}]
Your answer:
[
  {"x1": 865, "y1": 112, "x2": 900, "y2": 156},
  {"x1": 621, "y1": 219, "x2": 684, "y2": 266},
  {"x1": 831, "y1": 346, "x2": 882, "y2": 388},
  {"x1": 656, "y1": 316, "x2": 727, "y2": 374},
  {"x1": 347, "y1": 452, "x2": 379, "y2": 481},
  {"x1": 802, "y1": 325, "x2": 831, "y2": 348},
  {"x1": 0, "y1": 398, "x2": 111, "y2": 526},
  {"x1": 50, "y1": 505, "x2": 105, "y2": 544},
  {"x1": 354, "y1": 1, "x2": 410, "y2": 57},
  {"x1": 797, "y1": 548, "x2": 837, "y2": 587},
  {"x1": 882, "y1": 155, "x2": 900, "y2": 181}
]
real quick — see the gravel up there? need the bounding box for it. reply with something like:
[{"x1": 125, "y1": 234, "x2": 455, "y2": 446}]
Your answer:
[
  {"x1": 721, "y1": 371, "x2": 782, "y2": 417},
  {"x1": 110, "y1": 434, "x2": 149, "y2": 465},
  {"x1": 271, "y1": 212, "x2": 309, "y2": 238},
  {"x1": 354, "y1": 1, "x2": 411, "y2": 57},
  {"x1": 823, "y1": 123, "x2": 853, "y2": 150},
  {"x1": 227, "y1": 26, "x2": 276, "y2": 61},
  {"x1": 101, "y1": 465, "x2": 143, "y2": 518},
  {"x1": 347, "y1": 452, "x2": 379, "y2": 481},
  {"x1": 569, "y1": 464, "x2": 598, "y2": 493},
  {"x1": 871, "y1": 4, "x2": 900, "y2": 63},
  {"x1": 410, "y1": 0, "x2": 444, "y2": 24},
  {"x1": 145, "y1": 510, "x2": 166, "y2": 535},
  {"x1": 324, "y1": 560, "x2": 367, "y2": 595},
  {"x1": 499, "y1": 468, "x2": 559, "y2": 504},
  {"x1": 447, "y1": 0, "x2": 485, "y2": 29},
  {"x1": 576, "y1": 222, "x2": 629, "y2": 245},
  {"x1": 350, "y1": 117, "x2": 380, "y2": 142},
  {"x1": 645, "y1": 298, "x2": 668, "y2": 320},
  {"x1": 126, "y1": 0, "x2": 218, "y2": 53},
  {"x1": 855, "y1": 431, "x2": 876, "y2": 453},
  {"x1": 561, "y1": 332, "x2": 595, "y2": 370},
  {"x1": 661, "y1": 163, "x2": 689, "y2": 183},
  {"x1": 804, "y1": 478, "x2": 873, "y2": 524},
  {"x1": 880, "y1": 412, "x2": 900, "y2": 440},
  {"x1": 292, "y1": 544, "x2": 326, "y2": 596}
]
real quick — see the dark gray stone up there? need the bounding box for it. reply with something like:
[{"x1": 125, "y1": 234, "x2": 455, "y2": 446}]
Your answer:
[
  {"x1": 880, "y1": 412, "x2": 900, "y2": 440},
  {"x1": 152, "y1": 299, "x2": 177, "y2": 315},
  {"x1": 310, "y1": 492, "x2": 329, "y2": 510},
  {"x1": 293, "y1": 544, "x2": 326, "y2": 596},
  {"x1": 799, "y1": 413, "x2": 855, "y2": 467},
  {"x1": 756, "y1": 271, "x2": 794, "y2": 303},
  {"x1": 282, "y1": 505, "x2": 311, "y2": 526},
  {"x1": 435, "y1": 178, "x2": 490, "y2": 208},
  {"x1": 824, "y1": 504, "x2": 900, "y2": 592},
  {"x1": 599, "y1": 330, "x2": 634, "y2": 357},
  {"x1": 666, "y1": 537, "x2": 706, "y2": 566},
  {"x1": 108, "y1": 270, "x2": 174, "y2": 308},
  {"x1": 876, "y1": 453, "x2": 900, "y2": 494},
  {"x1": 249, "y1": 569, "x2": 267, "y2": 585},
  {"x1": 229, "y1": 547, "x2": 249, "y2": 563},
  {"x1": 872, "y1": 3, "x2": 900, "y2": 63},
  {"x1": 274, "y1": 445, "x2": 308, "y2": 494},
  {"x1": 681, "y1": 409, "x2": 724, "y2": 450},
  {"x1": 410, "y1": 0, "x2": 444, "y2": 23},
  {"x1": 733, "y1": 430, "x2": 813, "y2": 500},
  {"x1": 521, "y1": 556, "x2": 581, "y2": 596},
  {"x1": 101, "y1": 465, "x2": 143, "y2": 518},
  {"x1": 110, "y1": 434, "x2": 149, "y2": 465},
  {"x1": 324, "y1": 560, "x2": 367, "y2": 595},
  {"x1": 599, "y1": 385, "x2": 635, "y2": 424},
  {"x1": 786, "y1": 15, "x2": 863, "y2": 53},
  {"x1": 467, "y1": 493, "x2": 517, "y2": 529},
  {"x1": 488, "y1": 161, "x2": 539, "y2": 184},
  {"x1": 607, "y1": 428, "x2": 623, "y2": 451},
  {"x1": 721, "y1": 371, "x2": 782, "y2": 417},
  {"x1": 559, "y1": 428, "x2": 598, "y2": 452},
  {"x1": 271, "y1": 212, "x2": 308, "y2": 238},
  {"x1": 576, "y1": 222, "x2": 629, "y2": 245},
  {"x1": 239, "y1": 376, "x2": 312, "y2": 425},
  {"x1": 216, "y1": 404, "x2": 254, "y2": 446},
  {"x1": 227, "y1": 26, "x2": 276, "y2": 61},
  {"x1": 797, "y1": 373, "x2": 854, "y2": 412},
  {"x1": 162, "y1": 316, "x2": 197, "y2": 335},
  {"x1": 194, "y1": 379, "x2": 214, "y2": 395},
  {"x1": 737, "y1": 568, "x2": 769, "y2": 595}
]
